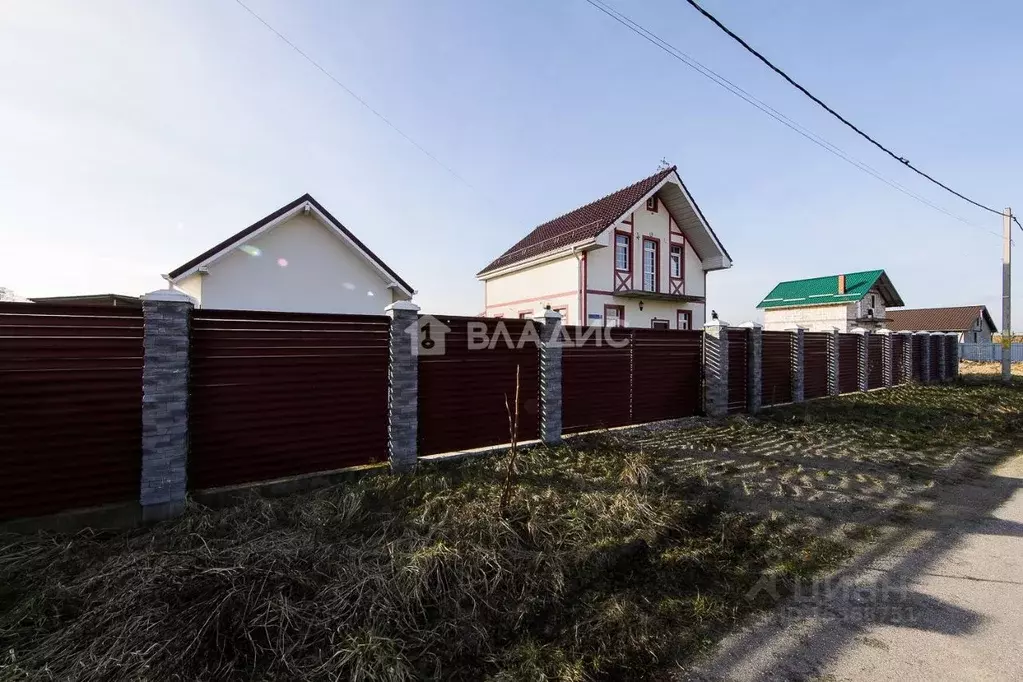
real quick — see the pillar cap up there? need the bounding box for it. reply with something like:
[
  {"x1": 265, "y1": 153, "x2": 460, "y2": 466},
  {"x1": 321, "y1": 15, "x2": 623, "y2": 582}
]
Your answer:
[
  {"x1": 737, "y1": 321, "x2": 763, "y2": 328},
  {"x1": 534, "y1": 309, "x2": 563, "y2": 323},
  {"x1": 705, "y1": 318, "x2": 729, "y2": 328},
  {"x1": 784, "y1": 326, "x2": 807, "y2": 332},
  {"x1": 850, "y1": 327, "x2": 869, "y2": 334},
  {"x1": 142, "y1": 288, "x2": 195, "y2": 305},
  {"x1": 876, "y1": 328, "x2": 893, "y2": 335},
  {"x1": 385, "y1": 300, "x2": 420, "y2": 314}
]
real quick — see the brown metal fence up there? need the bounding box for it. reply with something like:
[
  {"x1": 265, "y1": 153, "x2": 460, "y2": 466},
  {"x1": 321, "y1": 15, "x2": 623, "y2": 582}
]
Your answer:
[
  {"x1": 632, "y1": 329, "x2": 703, "y2": 422},
  {"x1": 727, "y1": 328, "x2": 749, "y2": 413},
  {"x1": 561, "y1": 326, "x2": 632, "y2": 433},
  {"x1": 418, "y1": 317, "x2": 540, "y2": 456},
  {"x1": 189, "y1": 309, "x2": 390, "y2": 490},
  {"x1": 761, "y1": 331, "x2": 792, "y2": 406},
  {"x1": 867, "y1": 335, "x2": 885, "y2": 389},
  {"x1": 892, "y1": 334, "x2": 907, "y2": 384},
  {"x1": 804, "y1": 332, "x2": 830, "y2": 399},
  {"x1": 0, "y1": 302, "x2": 143, "y2": 519},
  {"x1": 838, "y1": 334, "x2": 860, "y2": 394}
]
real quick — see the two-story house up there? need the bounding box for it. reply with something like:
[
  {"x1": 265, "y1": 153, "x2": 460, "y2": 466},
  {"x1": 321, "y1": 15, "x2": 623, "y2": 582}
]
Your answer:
[
  {"x1": 476, "y1": 166, "x2": 732, "y2": 328},
  {"x1": 757, "y1": 270, "x2": 904, "y2": 332}
]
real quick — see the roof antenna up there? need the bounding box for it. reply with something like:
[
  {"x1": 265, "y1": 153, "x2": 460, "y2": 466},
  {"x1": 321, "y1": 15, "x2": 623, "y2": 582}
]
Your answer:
[{"x1": 657, "y1": 157, "x2": 670, "y2": 171}]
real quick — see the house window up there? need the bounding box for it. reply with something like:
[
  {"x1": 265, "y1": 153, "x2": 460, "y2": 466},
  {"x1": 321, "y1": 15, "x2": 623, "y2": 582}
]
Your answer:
[
  {"x1": 677, "y1": 310, "x2": 692, "y2": 330},
  {"x1": 651, "y1": 318, "x2": 669, "y2": 330},
  {"x1": 553, "y1": 306, "x2": 568, "y2": 321},
  {"x1": 518, "y1": 310, "x2": 531, "y2": 319},
  {"x1": 670, "y1": 244, "x2": 682, "y2": 279},
  {"x1": 870, "y1": 294, "x2": 876, "y2": 308},
  {"x1": 646, "y1": 196, "x2": 658, "y2": 212},
  {"x1": 615, "y1": 233, "x2": 630, "y2": 271},
  {"x1": 604, "y1": 304, "x2": 625, "y2": 328},
  {"x1": 642, "y1": 238, "x2": 658, "y2": 292}
]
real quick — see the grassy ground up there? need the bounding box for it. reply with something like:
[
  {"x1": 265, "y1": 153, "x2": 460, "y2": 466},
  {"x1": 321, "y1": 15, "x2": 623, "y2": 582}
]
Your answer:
[{"x1": 2, "y1": 378, "x2": 1022, "y2": 681}]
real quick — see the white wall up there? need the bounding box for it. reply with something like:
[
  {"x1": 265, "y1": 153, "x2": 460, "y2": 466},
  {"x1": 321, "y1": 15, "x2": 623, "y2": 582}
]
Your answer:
[
  {"x1": 586, "y1": 292, "x2": 703, "y2": 330},
  {"x1": 483, "y1": 255, "x2": 580, "y2": 323},
  {"x1": 188, "y1": 214, "x2": 405, "y2": 314},
  {"x1": 763, "y1": 304, "x2": 853, "y2": 332}
]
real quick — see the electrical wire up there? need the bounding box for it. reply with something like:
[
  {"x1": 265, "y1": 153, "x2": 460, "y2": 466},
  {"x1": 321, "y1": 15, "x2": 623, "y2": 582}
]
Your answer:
[
  {"x1": 681, "y1": 0, "x2": 1005, "y2": 218},
  {"x1": 582, "y1": 0, "x2": 1003, "y2": 239},
  {"x1": 231, "y1": 0, "x2": 479, "y2": 194}
]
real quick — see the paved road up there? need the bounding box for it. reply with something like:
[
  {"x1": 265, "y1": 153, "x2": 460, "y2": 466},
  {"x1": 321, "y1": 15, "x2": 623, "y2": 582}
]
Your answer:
[{"x1": 682, "y1": 452, "x2": 1023, "y2": 681}]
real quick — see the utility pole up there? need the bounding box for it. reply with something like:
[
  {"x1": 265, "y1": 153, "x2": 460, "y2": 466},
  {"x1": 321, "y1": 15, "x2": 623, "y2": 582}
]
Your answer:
[{"x1": 1003, "y1": 208, "x2": 1012, "y2": 384}]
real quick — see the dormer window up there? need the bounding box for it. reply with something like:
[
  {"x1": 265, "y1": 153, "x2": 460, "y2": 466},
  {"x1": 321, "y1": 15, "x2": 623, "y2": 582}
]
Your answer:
[{"x1": 646, "y1": 196, "x2": 658, "y2": 212}]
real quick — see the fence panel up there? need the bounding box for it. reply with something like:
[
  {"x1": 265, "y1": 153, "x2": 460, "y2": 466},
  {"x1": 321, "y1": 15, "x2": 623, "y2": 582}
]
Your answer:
[
  {"x1": 838, "y1": 334, "x2": 860, "y2": 394},
  {"x1": 561, "y1": 326, "x2": 632, "y2": 433},
  {"x1": 0, "y1": 302, "x2": 143, "y2": 519},
  {"x1": 632, "y1": 329, "x2": 703, "y2": 422},
  {"x1": 418, "y1": 317, "x2": 539, "y2": 455},
  {"x1": 189, "y1": 309, "x2": 389, "y2": 489},
  {"x1": 761, "y1": 331, "x2": 792, "y2": 406},
  {"x1": 803, "y1": 332, "x2": 830, "y2": 399},
  {"x1": 727, "y1": 328, "x2": 749, "y2": 413},
  {"x1": 959, "y1": 343, "x2": 1023, "y2": 362},
  {"x1": 928, "y1": 336, "x2": 940, "y2": 379},
  {"x1": 892, "y1": 334, "x2": 907, "y2": 384},
  {"x1": 867, "y1": 335, "x2": 884, "y2": 389}
]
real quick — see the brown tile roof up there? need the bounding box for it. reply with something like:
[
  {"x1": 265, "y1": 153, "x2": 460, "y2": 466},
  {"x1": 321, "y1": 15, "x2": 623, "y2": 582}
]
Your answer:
[
  {"x1": 886, "y1": 305, "x2": 995, "y2": 332},
  {"x1": 477, "y1": 167, "x2": 676, "y2": 276}
]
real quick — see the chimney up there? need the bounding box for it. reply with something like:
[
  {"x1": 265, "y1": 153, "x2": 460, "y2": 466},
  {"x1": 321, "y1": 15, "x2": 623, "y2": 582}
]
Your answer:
[{"x1": 837, "y1": 274, "x2": 846, "y2": 295}]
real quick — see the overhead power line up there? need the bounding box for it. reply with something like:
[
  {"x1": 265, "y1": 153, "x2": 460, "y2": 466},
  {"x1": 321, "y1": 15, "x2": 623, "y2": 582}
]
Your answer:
[
  {"x1": 681, "y1": 0, "x2": 1005, "y2": 218},
  {"x1": 231, "y1": 0, "x2": 479, "y2": 194},
  {"x1": 581, "y1": 0, "x2": 1002, "y2": 239}
]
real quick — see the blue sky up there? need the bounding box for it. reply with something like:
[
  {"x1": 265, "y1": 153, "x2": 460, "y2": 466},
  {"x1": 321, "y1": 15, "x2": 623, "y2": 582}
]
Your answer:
[{"x1": 2, "y1": 0, "x2": 1021, "y2": 324}]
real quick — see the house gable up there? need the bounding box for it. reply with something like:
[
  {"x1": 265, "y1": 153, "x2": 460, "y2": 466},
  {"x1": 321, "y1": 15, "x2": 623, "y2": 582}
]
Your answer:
[
  {"x1": 757, "y1": 270, "x2": 903, "y2": 310},
  {"x1": 166, "y1": 194, "x2": 413, "y2": 297},
  {"x1": 477, "y1": 167, "x2": 731, "y2": 279}
]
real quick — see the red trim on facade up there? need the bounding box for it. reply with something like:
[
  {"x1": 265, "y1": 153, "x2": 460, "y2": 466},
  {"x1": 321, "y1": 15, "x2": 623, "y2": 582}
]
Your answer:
[
  {"x1": 553, "y1": 305, "x2": 568, "y2": 321},
  {"x1": 486, "y1": 289, "x2": 577, "y2": 309},
  {"x1": 641, "y1": 236, "x2": 661, "y2": 293},
  {"x1": 586, "y1": 288, "x2": 617, "y2": 296},
  {"x1": 518, "y1": 310, "x2": 533, "y2": 319},
  {"x1": 676, "y1": 309, "x2": 693, "y2": 330},
  {"x1": 669, "y1": 241, "x2": 684, "y2": 295},
  {"x1": 581, "y1": 251, "x2": 588, "y2": 325},
  {"x1": 613, "y1": 229, "x2": 634, "y2": 293},
  {"x1": 604, "y1": 304, "x2": 625, "y2": 327}
]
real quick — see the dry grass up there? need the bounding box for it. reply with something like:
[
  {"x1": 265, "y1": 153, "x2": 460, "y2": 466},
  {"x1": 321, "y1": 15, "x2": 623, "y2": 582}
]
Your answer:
[
  {"x1": 959, "y1": 360, "x2": 1023, "y2": 377},
  {"x1": 0, "y1": 438, "x2": 844, "y2": 681},
  {"x1": 2, "y1": 379, "x2": 1021, "y2": 680}
]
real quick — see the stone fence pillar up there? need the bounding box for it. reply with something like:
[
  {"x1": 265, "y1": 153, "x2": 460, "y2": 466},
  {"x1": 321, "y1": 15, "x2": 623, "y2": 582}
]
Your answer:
[
  {"x1": 851, "y1": 328, "x2": 869, "y2": 392},
  {"x1": 878, "y1": 329, "x2": 894, "y2": 388},
  {"x1": 386, "y1": 301, "x2": 420, "y2": 472},
  {"x1": 828, "y1": 328, "x2": 841, "y2": 396},
  {"x1": 915, "y1": 331, "x2": 932, "y2": 383},
  {"x1": 535, "y1": 310, "x2": 563, "y2": 444},
  {"x1": 898, "y1": 331, "x2": 913, "y2": 384},
  {"x1": 140, "y1": 289, "x2": 194, "y2": 522},
  {"x1": 703, "y1": 320, "x2": 729, "y2": 418}
]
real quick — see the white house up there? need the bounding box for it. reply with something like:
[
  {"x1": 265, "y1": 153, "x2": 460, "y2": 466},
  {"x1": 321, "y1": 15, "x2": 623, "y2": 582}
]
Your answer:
[
  {"x1": 757, "y1": 270, "x2": 904, "y2": 332},
  {"x1": 165, "y1": 194, "x2": 413, "y2": 314},
  {"x1": 476, "y1": 166, "x2": 732, "y2": 329}
]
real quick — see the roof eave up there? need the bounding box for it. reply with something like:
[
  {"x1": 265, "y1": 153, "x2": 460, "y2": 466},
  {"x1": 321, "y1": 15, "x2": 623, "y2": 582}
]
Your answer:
[{"x1": 476, "y1": 238, "x2": 597, "y2": 280}]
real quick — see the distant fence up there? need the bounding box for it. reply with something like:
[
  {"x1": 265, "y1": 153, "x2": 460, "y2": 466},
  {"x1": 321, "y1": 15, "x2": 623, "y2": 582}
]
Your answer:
[
  {"x1": 960, "y1": 343, "x2": 1023, "y2": 362},
  {"x1": 0, "y1": 296, "x2": 964, "y2": 525}
]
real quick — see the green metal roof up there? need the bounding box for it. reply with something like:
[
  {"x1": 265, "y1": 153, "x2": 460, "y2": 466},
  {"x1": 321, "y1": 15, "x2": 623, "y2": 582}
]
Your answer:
[{"x1": 757, "y1": 270, "x2": 904, "y2": 309}]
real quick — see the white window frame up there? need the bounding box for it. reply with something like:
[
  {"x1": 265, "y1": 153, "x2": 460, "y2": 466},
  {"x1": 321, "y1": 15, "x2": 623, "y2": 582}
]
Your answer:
[
  {"x1": 642, "y1": 239, "x2": 657, "y2": 292},
  {"x1": 677, "y1": 310, "x2": 691, "y2": 330},
  {"x1": 614, "y1": 233, "x2": 630, "y2": 272},
  {"x1": 669, "y1": 244, "x2": 682, "y2": 279}
]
